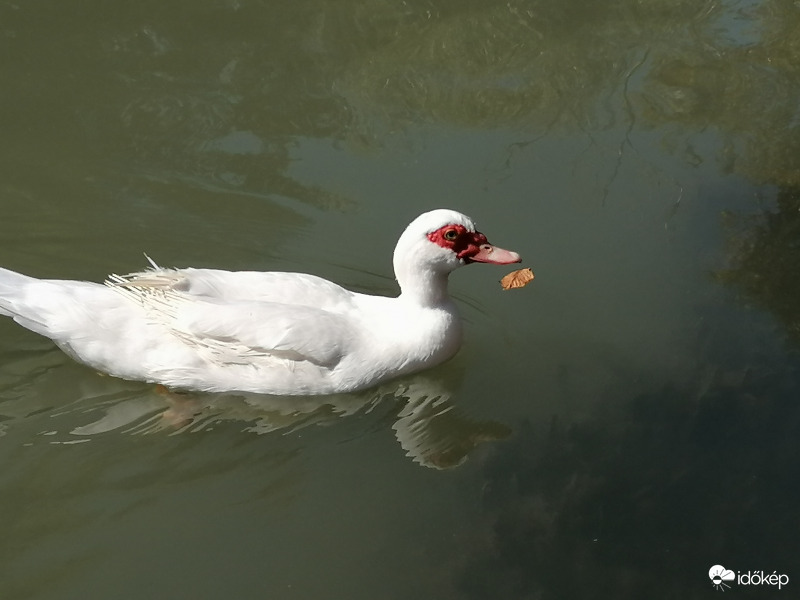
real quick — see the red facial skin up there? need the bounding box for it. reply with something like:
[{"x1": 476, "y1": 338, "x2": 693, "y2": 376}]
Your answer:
[{"x1": 427, "y1": 224, "x2": 521, "y2": 264}]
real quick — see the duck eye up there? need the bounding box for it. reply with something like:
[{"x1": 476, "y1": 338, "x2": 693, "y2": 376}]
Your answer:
[{"x1": 444, "y1": 229, "x2": 458, "y2": 241}]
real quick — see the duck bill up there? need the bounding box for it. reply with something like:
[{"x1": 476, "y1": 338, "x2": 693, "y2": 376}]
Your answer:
[{"x1": 468, "y1": 244, "x2": 521, "y2": 265}]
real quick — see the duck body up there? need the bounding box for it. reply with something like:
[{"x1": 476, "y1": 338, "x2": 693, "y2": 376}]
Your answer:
[{"x1": 0, "y1": 209, "x2": 520, "y2": 395}]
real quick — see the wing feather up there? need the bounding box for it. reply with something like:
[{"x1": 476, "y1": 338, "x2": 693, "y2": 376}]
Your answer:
[{"x1": 106, "y1": 269, "x2": 356, "y2": 368}]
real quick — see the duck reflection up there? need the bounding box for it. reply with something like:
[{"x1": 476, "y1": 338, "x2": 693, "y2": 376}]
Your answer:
[{"x1": 62, "y1": 376, "x2": 509, "y2": 469}]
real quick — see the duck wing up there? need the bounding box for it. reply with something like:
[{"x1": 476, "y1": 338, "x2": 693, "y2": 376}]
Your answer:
[
  {"x1": 106, "y1": 269, "x2": 356, "y2": 368},
  {"x1": 123, "y1": 267, "x2": 357, "y2": 310}
]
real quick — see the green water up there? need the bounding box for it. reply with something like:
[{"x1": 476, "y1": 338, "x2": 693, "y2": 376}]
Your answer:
[{"x1": 1, "y1": 0, "x2": 799, "y2": 598}]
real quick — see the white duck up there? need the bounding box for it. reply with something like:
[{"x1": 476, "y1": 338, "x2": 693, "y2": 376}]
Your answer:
[{"x1": 0, "y1": 209, "x2": 520, "y2": 395}]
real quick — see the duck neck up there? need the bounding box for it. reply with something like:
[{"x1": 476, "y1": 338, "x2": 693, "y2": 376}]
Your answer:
[{"x1": 396, "y1": 267, "x2": 452, "y2": 308}]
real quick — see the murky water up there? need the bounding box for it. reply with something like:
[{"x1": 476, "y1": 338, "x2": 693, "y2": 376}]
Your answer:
[{"x1": 2, "y1": 0, "x2": 799, "y2": 598}]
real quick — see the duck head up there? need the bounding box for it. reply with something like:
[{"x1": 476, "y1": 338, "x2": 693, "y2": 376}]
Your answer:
[{"x1": 393, "y1": 209, "x2": 521, "y2": 304}]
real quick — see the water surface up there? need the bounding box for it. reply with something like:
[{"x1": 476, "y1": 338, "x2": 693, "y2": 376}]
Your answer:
[{"x1": 1, "y1": 0, "x2": 799, "y2": 598}]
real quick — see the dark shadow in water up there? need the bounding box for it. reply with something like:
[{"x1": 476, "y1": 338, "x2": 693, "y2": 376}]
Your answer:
[
  {"x1": 719, "y1": 185, "x2": 800, "y2": 344},
  {"x1": 457, "y1": 307, "x2": 800, "y2": 599}
]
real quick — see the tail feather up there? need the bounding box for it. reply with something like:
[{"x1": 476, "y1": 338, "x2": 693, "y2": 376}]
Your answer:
[
  {"x1": 0, "y1": 267, "x2": 60, "y2": 339},
  {"x1": 0, "y1": 266, "x2": 141, "y2": 378},
  {"x1": 0, "y1": 267, "x2": 38, "y2": 318},
  {"x1": 0, "y1": 267, "x2": 122, "y2": 342}
]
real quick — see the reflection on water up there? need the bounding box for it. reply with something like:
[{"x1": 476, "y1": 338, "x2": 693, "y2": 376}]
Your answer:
[
  {"x1": 3, "y1": 0, "x2": 798, "y2": 209},
  {"x1": 0, "y1": 367, "x2": 508, "y2": 470}
]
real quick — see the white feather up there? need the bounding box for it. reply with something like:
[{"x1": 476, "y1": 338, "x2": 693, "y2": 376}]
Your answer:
[{"x1": 0, "y1": 209, "x2": 519, "y2": 395}]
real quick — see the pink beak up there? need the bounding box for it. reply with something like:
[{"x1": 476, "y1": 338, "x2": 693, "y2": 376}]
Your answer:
[{"x1": 468, "y1": 243, "x2": 521, "y2": 265}]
